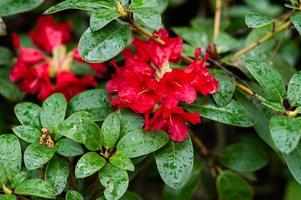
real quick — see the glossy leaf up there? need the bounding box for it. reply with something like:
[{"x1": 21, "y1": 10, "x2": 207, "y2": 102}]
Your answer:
[
  {"x1": 0, "y1": 134, "x2": 22, "y2": 176},
  {"x1": 131, "y1": 8, "x2": 162, "y2": 30},
  {"x1": 55, "y1": 138, "x2": 83, "y2": 157},
  {"x1": 12, "y1": 125, "x2": 41, "y2": 143},
  {"x1": 24, "y1": 143, "x2": 55, "y2": 170},
  {"x1": 291, "y1": 13, "x2": 301, "y2": 36},
  {"x1": 109, "y1": 152, "x2": 134, "y2": 171},
  {"x1": 79, "y1": 21, "x2": 131, "y2": 62},
  {"x1": 155, "y1": 137, "x2": 194, "y2": 190},
  {"x1": 0, "y1": 47, "x2": 13, "y2": 65},
  {"x1": 117, "y1": 109, "x2": 144, "y2": 137},
  {"x1": 0, "y1": 195, "x2": 16, "y2": 200},
  {"x1": 11, "y1": 170, "x2": 28, "y2": 188},
  {"x1": 40, "y1": 93, "x2": 67, "y2": 133},
  {"x1": 14, "y1": 102, "x2": 41, "y2": 128},
  {"x1": 90, "y1": 9, "x2": 120, "y2": 31},
  {"x1": 68, "y1": 89, "x2": 112, "y2": 121},
  {"x1": 102, "y1": 112, "x2": 121, "y2": 149},
  {"x1": 117, "y1": 129, "x2": 169, "y2": 158},
  {"x1": 99, "y1": 164, "x2": 129, "y2": 200},
  {"x1": 0, "y1": 79, "x2": 24, "y2": 102},
  {"x1": 83, "y1": 120, "x2": 102, "y2": 151},
  {"x1": 287, "y1": 71, "x2": 301, "y2": 106},
  {"x1": 210, "y1": 69, "x2": 236, "y2": 106},
  {"x1": 245, "y1": 60, "x2": 285, "y2": 102},
  {"x1": 45, "y1": 0, "x2": 114, "y2": 14},
  {"x1": 0, "y1": 0, "x2": 43, "y2": 17},
  {"x1": 270, "y1": 116, "x2": 301, "y2": 154},
  {"x1": 283, "y1": 143, "x2": 301, "y2": 184},
  {"x1": 46, "y1": 156, "x2": 69, "y2": 195},
  {"x1": 75, "y1": 152, "x2": 106, "y2": 178},
  {"x1": 218, "y1": 143, "x2": 268, "y2": 172},
  {"x1": 66, "y1": 190, "x2": 84, "y2": 200},
  {"x1": 245, "y1": 13, "x2": 275, "y2": 28},
  {"x1": 217, "y1": 171, "x2": 253, "y2": 200},
  {"x1": 15, "y1": 178, "x2": 55, "y2": 199},
  {"x1": 184, "y1": 99, "x2": 254, "y2": 127}
]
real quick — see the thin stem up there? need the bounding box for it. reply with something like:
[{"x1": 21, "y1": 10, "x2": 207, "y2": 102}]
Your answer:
[
  {"x1": 190, "y1": 131, "x2": 209, "y2": 157},
  {"x1": 233, "y1": 20, "x2": 291, "y2": 58},
  {"x1": 213, "y1": 0, "x2": 222, "y2": 40}
]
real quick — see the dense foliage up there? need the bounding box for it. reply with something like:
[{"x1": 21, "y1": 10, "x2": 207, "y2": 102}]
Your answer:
[{"x1": 1, "y1": 0, "x2": 301, "y2": 199}]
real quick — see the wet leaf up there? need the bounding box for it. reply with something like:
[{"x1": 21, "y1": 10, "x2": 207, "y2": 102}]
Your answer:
[
  {"x1": 11, "y1": 170, "x2": 28, "y2": 188},
  {"x1": 24, "y1": 143, "x2": 55, "y2": 170},
  {"x1": 99, "y1": 164, "x2": 129, "y2": 200},
  {"x1": 218, "y1": 143, "x2": 268, "y2": 172},
  {"x1": 15, "y1": 178, "x2": 55, "y2": 199},
  {"x1": 14, "y1": 102, "x2": 41, "y2": 128},
  {"x1": 79, "y1": 21, "x2": 131, "y2": 62},
  {"x1": 0, "y1": 0, "x2": 43, "y2": 17},
  {"x1": 117, "y1": 129, "x2": 169, "y2": 158},
  {"x1": 109, "y1": 152, "x2": 134, "y2": 171},
  {"x1": 40, "y1": 93, "x2": 67, "y2": 133},
  {"x1": 217, "y1": 171, "x2": 253, "y2": 200},
  {"x1": 66, "y1": 190, "x2": 84, "y2": 200},
  {"x1": 75, "y1": 152, "x2": 106, "y2": 178},
  {"x1": 12, "y1": 125, "x2": 41, "y2": 144},
  {"x1": 0, "y1": 194, "x2": 16, "y2": 200},
  {"x1": 117, "y1": 109, "x2": 144, "y2": 137},
  {"x1": 155, "y1": 137, "x2": 194, "y2": 190},
  {"x1": 46, "y1": 156, "x2": 69, "y2": 195},
  {"x1": 270, "y1": 116, "x2": 301, "y2": 154},
  {"x1": 101, "y1": 112, "x2": 121, "y2": 149},
  {"x1": 55, "y1": 138, "x2": 83, "y2": 157},
  {"x1": 291, "y1": 13, "x2": 301, "y2": 36},
  {"x1": 90, "y1": 9, "x2": 120, "y2": 31},
  {"x1": 287, "y1": 71, "x2": 301, "y2": 106},
  {"x1": 245, "y1": 13, "x2": 275, "y2": 28}
]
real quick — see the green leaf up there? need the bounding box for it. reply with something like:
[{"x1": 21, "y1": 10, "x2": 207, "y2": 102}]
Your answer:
[
  {"x1": 24, "y1": 143, "x2": 55, "y2": 170},
  {"x1": 0, "y1": 79, "x2": 25, "y2": 102},
  {"x1": 245, "y1": 60, "x2": 285, "y2": 102},
  {"x1": 66, "y1": 190, "x2": 84, "y2": 200},
  {"x1": 45, "y1": 0, "x2": 114, "y2": 14},
  {"x1": 109, "y1": 152, "x2": 134, "y2": 171},
  {"x1": 15, "y1": 178, "x2": 55, "y2": 199},
  {"x1": 97, "y1": 191, "x2": 142, "y2": 200},
  {"x1": 184, "y1": 99, "x2": 254, "y2": 127},
  {"x1": 155, "y1": 137, "x2": 194, "y2": 190},
  {"x1": 131, "y1": 8, "x2": 162, "y2": 30},
  {"x1": 99, "y1": 164, "x2": 129, "y2": 200},
  {"x1": 46, "y1": 156, "x2": 69, "y2": 195},
  {"x1": 75, "y1": 152, "x2": 106, "y2": 178},
  {"x1": 12, "y1": 125, "x2": 41, "y2": 143},
  {"x1": 291, "y1": 13, "x2": 301, "y2": 36},
  {"x1": 210, "y1": 69, "x2": 236, "y2": 106},
  {"x1": 40, "y1": 93, "x2": 67, "y2": 133},
  {"x1": 0, "y1": 47, "x2": 12, "y2": 65},
  {"x1": 172, "y1": 27, "x2": 209, "y2": 48},
  {"x1": 57, "y1": 111, "x2": 93, "y2": 143},
  {"x1": 214, "y1": 32, "x2": 238, "y2": 53},
  {"x1": 245, "y1": 13, "x2": 275, "y2": 28},
  {"x1": 0, "y1": 134, "x2": 21, "y2": 177},
  {"x1": 0, "y1": 195, "x2": 16, "y2": 200},
  {"x1": 129, "y1": 0, "x2": 159, "y2": 9},
  {"x1": 0, "y1": 0, "x2": 43, "y2": 17},
  {"x1": 117, "y1": 109, "x2": 144, "y2": 137},
  {"x1": 102, "y1": 112, "x2": 121, "y2": 149},
  {"x1": 261, "y1": 100, "x2": 285, "y2": 112},
  {"x1": 287, "y1": 71, "x2": 301, "y2": 106},
  {"x1": 283, "y1": 143, "x2": 301, "y2": 184},
  {"x1": 55, "y1": 138, "x2": 83, "y2": 157},
  {"x1": 218, "y1": 143, "x2": 268, "y2": 172},
  {"x1": 79, "y1": 21, "x2": 131, "y2": 62},
  {"x1": 284, "y1": 180, "x2": 301, "y2": 200},
  {"x1": 14, "y1": 102, "x2": 41, "y2": 128},
  {"x1": 270, "y1": 116, "x2": 301, "y2": 154},
  {"x1": 0, "y1": 18, "x2": 5, "y2": 36},
  {"x1": 90, "y1": 9, "x2": 120, "y2": 31},
  {"x1": 117, "y1": 129, "x2": 169, "y2": 158},
  {"x1": 68, "y1": 89, "x2": 112, "y2": 121},
  {"x1": 83, "y1": 120, "x2": 102, "y2": 151},
  {"x1": 11, "y1": 170, "x2": 28, "y2": 188},
  {"x1": 217, "y1": 171, "x2": 253, "y2": 200}
]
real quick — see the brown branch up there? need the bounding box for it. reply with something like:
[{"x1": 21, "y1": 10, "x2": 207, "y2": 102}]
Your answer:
[
  {"x1": 190, "y1": 131, "x2": 209, "y2": 157},
  {"x1": 213, "y1": 0, "x2": 222, "y2": 40}
]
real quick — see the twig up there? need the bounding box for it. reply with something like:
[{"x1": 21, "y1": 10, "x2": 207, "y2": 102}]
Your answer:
[
  {"x1": 213, "y1": 0, "x2": 222, "y2": 40},
  {"x1": 67, "y1": 159, "x2": 77, "y2": 191},
  {"x1": 233, "y1": 20, "x2": 291, "y2": 58},
  {"x1": 189, "y1": 131, "x2": 209, "y2": 157}
]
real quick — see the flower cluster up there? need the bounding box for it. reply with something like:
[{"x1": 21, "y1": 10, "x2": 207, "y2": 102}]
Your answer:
[
  {"x1": 10, "y1": 16, "x2": 106, "y2": 100},
  {"x1": 106, "y1": 29, "x2": 218, "y2": 142}
]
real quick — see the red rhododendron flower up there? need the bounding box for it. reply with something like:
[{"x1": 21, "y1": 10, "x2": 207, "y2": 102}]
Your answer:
[
  {"x1": 133, "y1": 29, "x2": 183, "y2": 67},
  {"x1": 55, "y1": 71, "x2": 97, "y2": 100},
  {"x1": 145, "y1": 106, "x2": 200, "y2": 142},
  {"x1": 28, "y1": 16, "x2": 72, "y2": 52}
]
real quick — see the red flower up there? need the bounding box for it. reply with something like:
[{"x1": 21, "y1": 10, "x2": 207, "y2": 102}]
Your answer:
[
  {"x1": 28, "y1": 16, "x2": 72, "y2": 52},
  {"x1": 106, "y1": 65, "x2": 158, "y2": 114},
  {"x1": 185, "y1": 49, "x2": 218, "y2": 95},
  {"x1": 133, "y1": 29, "x2": 183, "y2": 67},
  {"x1": 73, "y1": 48, "x2": 107, "y2": 75},
  {"x1": 145, "y1": 106, "x2": 200, "y2": 142},
  {"x1": 158, "y1": 69, "x2": 197, "y2": 108},
  {"x1": 55, "y1": 71, "x2": 97, "y2": 100}
]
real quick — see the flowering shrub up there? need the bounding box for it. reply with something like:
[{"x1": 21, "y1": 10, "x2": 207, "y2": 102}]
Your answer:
[{"x1": 1, "y1": 0, "x2": 301, "y2": 200}]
